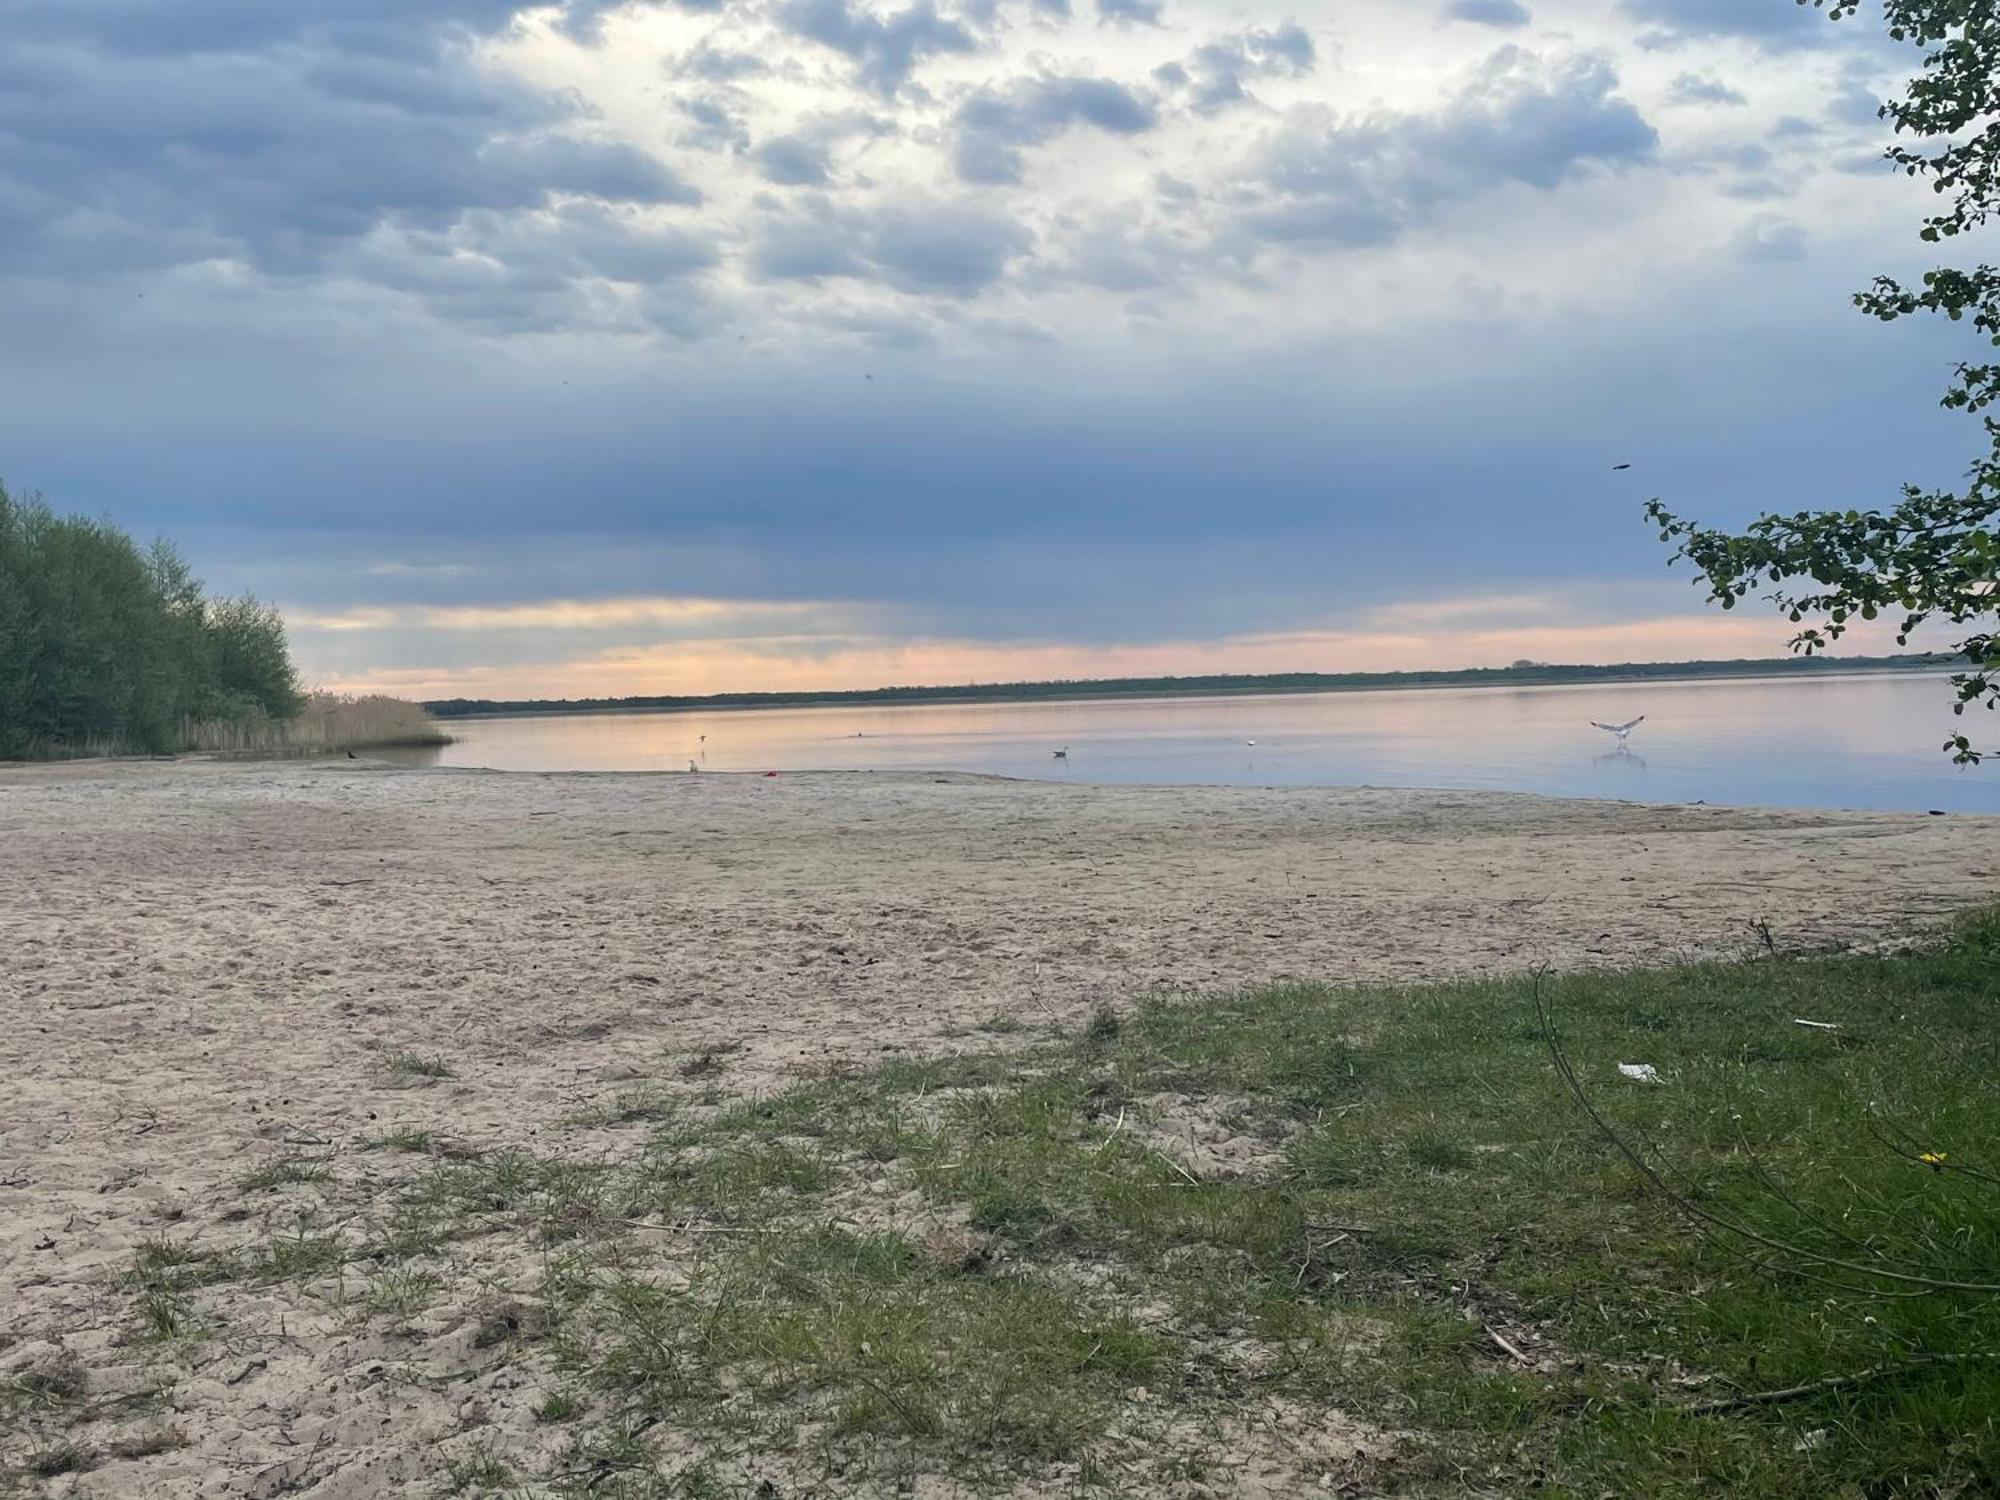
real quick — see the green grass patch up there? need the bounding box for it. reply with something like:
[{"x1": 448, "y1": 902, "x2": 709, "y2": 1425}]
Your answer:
[
  {"x1": 27, "y1": 1439, "x2": 94, "y2": 1478},
  {"x1": 584, "y1": 1224, "x2": 1164, "y2": 1466},
  {"x1": 386, "y1": 1052, "x2": 454, "y2": 1080},
  {"x1": 363, "y1": 1267, "x2": 443, "y2": 1319},
  {"x1": 568, "y1": 1087, "x2": 679, "y2": 1129},
  {"x1": 359, "y1": 1127, "x2": 438, "y2": 1154},
  {"x1": 153, "y1": 912, "x2": 2000, "y2": 1497},
  {"x1": 392, "y1": 1150, "x2": 622, "y2": 1249},
  {"x1": 237, "y1": 1155, "x2": 332, "y2": 1192}
]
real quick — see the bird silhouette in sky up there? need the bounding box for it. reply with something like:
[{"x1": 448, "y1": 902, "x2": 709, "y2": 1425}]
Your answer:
[{"x1": 1612, "y1": 462, "x2": 1632, "y2": 471}]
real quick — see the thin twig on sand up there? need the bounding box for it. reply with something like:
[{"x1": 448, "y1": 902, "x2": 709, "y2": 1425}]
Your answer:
[{"x1": 1685, "y1": 1354, "x2": 2000, "y2": 1415}]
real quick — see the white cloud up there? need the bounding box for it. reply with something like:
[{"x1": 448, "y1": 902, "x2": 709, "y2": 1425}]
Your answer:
[
  {"x1": 1, "y1": 0, "x2": 1892, "y2": 349},
  {"x1": 290, "y1": 595, "x2": 848, "y2": 632}
]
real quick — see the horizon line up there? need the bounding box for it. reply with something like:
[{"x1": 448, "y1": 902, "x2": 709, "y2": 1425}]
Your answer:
[{"x1": 417, "y1": 649, "x2": 1955, "y2": 715}]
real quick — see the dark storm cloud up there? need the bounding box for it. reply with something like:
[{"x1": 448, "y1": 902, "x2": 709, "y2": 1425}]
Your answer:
[
  {"x1": 1623, "y1": 0, "x2": 1839, "y2": 51},
  {"x1": 673, "y1": 40, "x2": 771, "y2": 81},
  {"x1": 749, "y1": 197, "x2": 1033, "y2": 293},
  {"x1": 1442, "y1": 0, "x2": 1532, "y2": 28},
  {"x1": 1828, "y1": 57, "x2": 1892, "y2": 126},
  {"x1": 951, "y1": 76, "x2": 1159, "y2": 184},
  {"x1": 486, "y1": 137, "x2": 700, "y2": 205},
  {"x1": 1669, "y1": 71, "x2": 1748, "y2": 106},
  {"x1": 1153, "y1": 24, "x2": 1315, "y2": 114},
  {"x1": 320, "y1": 199, "x2": 717, "y2": 334},
  {"x1": 746, "y1": 215, "x2": 869, "y2": 279},
  {"x1": 1044, "y1": 210, "x2": 1187, "y2": 290},
  {"x1": 757, "y1": 135, "x2": 836, "y2": 185},
  {"x1": 857, "y1": 206, "x2": 1035, "y2": 293},
  {"x1": 0, "y1": 0, "x2": 706, "y2": 320},
  {"x1": 749, "y1": 113, "x2": 893, "y2": 186},
  {"x1": 457, "y1": 202, "x2": 720, "y2": 282},
  {"x1": 554, "y1": 0, "x2": 730, "y2": 43},
  {"x1": 678, "y1": 94, "x2": 752, "y2": 151},
  {"x1": 0, "y1": 0, "x2": 531, "y2": 56},
  {"x1": 1096, "y1": 0, "x2": 1164, "y2": 27},
  {"x1": 773, "y1": 0, "x2": 979, "y2": 95},
  {"x1": 1238, "y1": 49, "x2": 1656, "y2": 249},
  {"x1": 17, "y1": 259, "x2": 1967, "y2": 662}
]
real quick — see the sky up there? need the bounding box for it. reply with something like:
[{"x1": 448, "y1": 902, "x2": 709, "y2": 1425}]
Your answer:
[{"x1": 0, "y1": 0, "x2": 1973, "y2": 698}]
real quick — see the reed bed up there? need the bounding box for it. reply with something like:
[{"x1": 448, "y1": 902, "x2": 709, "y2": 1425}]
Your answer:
[{"x1": 180, "y1": 694, "x2": 452, "y2": 755}]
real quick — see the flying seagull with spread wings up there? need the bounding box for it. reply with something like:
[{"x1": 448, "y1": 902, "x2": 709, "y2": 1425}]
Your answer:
[{"x1": 1591, "y1": 715, "x2": 1646, "y2": 741}]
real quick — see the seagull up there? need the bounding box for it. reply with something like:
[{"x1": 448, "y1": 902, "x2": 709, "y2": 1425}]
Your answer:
[
  {"x1": 1053, "y1": 747, "x2": 1068, "y2": 760},
  {"x1": 1245, "y1": 740, "x2": 1257, "y2": 747},
  {"x1": 1612, "y1": 462, "x2": 1633, "y2": 471},
  {"x1": 1591, "y1": 715, "x2": 1646, "y2": 741}
]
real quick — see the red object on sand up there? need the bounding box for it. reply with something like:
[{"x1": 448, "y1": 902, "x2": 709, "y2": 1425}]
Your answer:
[{"x1": 764, "y1": 771, "x2": 778, "y2": 777}]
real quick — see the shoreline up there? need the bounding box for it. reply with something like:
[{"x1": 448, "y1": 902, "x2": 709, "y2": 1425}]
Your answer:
[
  {"x1": 6, "y1": 756, "x2": 1976, "y2": 821},
  {"x1": 340, "y1": 760, "x2": 2000, "y2": 821},
  {"x1": 423, "y1": 660, "x2": 1961, "y2": 721}
]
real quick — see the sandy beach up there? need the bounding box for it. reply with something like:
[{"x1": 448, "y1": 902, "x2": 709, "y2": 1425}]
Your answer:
[{"x1": 4, "y1": 757, "x2": 1997, "y2": 1495}]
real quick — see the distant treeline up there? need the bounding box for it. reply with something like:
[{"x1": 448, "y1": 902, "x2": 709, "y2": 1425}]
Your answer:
[{"x1": 425, "y1": 652, "x2": 1956, "y2": 720}]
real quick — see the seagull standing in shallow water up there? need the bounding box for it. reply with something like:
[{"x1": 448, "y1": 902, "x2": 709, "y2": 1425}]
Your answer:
[{"x1": 1591, "y1": 715, "x2": 1646, "y2": 742}]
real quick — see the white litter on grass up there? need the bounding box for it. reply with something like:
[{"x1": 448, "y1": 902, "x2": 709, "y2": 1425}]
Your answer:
[
  {"x1": 1617, "y1": 1063, "x2": 1663, "y2": 1085},
  {"x1": 1792, "y1": 1018, "x2": 1841, "y2": 1031}
]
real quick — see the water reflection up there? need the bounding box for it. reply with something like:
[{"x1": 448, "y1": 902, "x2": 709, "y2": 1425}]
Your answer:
[
  {"x1": 1592, "y1": 746, "x2": 1648, "y2": 771},
  {"x1": 395, "y1": 672, "x2": 1998, "y2": 814}
]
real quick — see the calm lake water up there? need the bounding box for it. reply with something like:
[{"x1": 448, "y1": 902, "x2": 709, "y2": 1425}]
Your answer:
[{"x1": 391, "y1": 672, "x2": 2000, "y2": 814}]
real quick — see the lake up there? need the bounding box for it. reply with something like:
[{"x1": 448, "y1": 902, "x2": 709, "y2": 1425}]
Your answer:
[{"x1": 390, "y1": 671, "x2": 2000, "y2": 814}]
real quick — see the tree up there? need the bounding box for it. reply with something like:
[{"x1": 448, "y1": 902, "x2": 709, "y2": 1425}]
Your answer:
[
  {"x1": 1647, "y1": 0, "x2": 1999, "y2": 762},
  {"x1": 0, "y1": 482, "x2": 303, "y2": 756},
  {"x1": 202, "y1": 593, "x2": 305, "y2": 721}
]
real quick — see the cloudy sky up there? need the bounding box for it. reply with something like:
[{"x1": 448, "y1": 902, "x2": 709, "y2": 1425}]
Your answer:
[{"x1": 0, "y1": 0, "x2": 1966, "y2": 697}]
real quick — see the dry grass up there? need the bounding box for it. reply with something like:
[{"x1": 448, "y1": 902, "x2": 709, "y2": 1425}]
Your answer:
[{"x1": 181, "y1": 693, "x2": 451, "y2": 754}]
